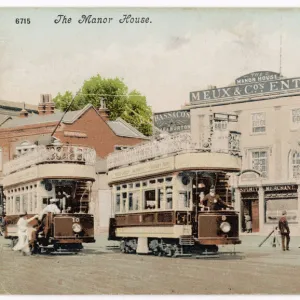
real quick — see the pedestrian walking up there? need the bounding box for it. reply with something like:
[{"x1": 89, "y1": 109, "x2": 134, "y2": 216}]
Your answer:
[
  {"x1": 278, "y1": 210, "x2": 290, "y2": 251},
  {"x1": 245, "y1": 214, "x2": 252, "y2": 233},
  {"x1": 13, "y1": 212, "x2": 39, "y2": 256}
]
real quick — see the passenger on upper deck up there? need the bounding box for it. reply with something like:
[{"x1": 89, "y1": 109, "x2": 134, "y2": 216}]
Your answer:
[
  {"x1": 201, "y1": 186, "x2": 233, "y2": 211},
  {"x1": 38, "y1": 198, "x2": 61, "y2": 221}
]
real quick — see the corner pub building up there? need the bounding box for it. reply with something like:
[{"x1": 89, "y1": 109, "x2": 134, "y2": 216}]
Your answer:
[{"x1": 182, "y1": 71, "x2": 300, "y2": 235}]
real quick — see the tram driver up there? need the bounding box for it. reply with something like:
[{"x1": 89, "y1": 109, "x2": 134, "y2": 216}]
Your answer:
[{"x1": 201, "y1": 186, "x2": 233, "y2": 211}]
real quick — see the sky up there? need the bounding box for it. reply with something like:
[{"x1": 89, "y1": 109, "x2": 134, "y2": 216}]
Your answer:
[{"x1": 1, "y1": 7, "x2": 300, "y2": 112}]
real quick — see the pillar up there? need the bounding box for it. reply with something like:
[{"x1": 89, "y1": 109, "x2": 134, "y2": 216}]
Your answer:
[
  {"x1": 258, "y1": 186, "x2": 265, "y2": 234},
  {"x1": 297, "y1": 185, "x2": 300, "y2": 234},
  {"x1": 234, "y1": 188, "x2": 242, "y2": 233}
]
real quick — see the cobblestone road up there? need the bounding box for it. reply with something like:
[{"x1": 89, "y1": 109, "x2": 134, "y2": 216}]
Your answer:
[{"x1": 1, "y1": 236, "x2": 300, "y2": 295}]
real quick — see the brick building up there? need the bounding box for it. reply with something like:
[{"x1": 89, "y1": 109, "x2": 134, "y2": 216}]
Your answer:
[{"x1": 0, "y1": 94, "x2": 148, "y2": 232}]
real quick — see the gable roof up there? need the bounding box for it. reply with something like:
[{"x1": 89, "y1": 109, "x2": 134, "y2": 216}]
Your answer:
[
  {"x1": 0, "y1": 104, "x2": 149, "y2": 139},
  {"x1": 107, "y1": 118, "x2": 148, "y2": 139},
  {"x1": 0, "y1": 99, "x2": 38, "y2": 116},
  {"x1": 0, "y1": 104, "x2": 94, "y2": 129}
]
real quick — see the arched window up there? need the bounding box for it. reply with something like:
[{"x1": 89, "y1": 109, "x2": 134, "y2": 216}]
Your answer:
[
  {"x1": 16, "y1": 141, "x2": 37, "y2": 156},
  {"x1": 290, "y1": 150, "x2": 300, "y2": 179}
]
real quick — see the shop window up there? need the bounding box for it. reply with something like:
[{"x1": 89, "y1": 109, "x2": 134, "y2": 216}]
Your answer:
[
  {"x1": 266, "y1": 199, "x2": 298, "y2": 224},
  {"x1": 214, "y1": 120, "x2": 228, "y2": 131},
  {"x1": 115, "y1": 194, "x2": 120, "y2": 213},
  {"x1": 251, "y1": 150, "x2": 268, "y2": 178},
  {"x1": 144, "y1": 190, "x2": 156, "y2": 210},
  {"x1": 291, "y1": 151, "x2": 300, "y2": 179},
  {"x1": 166, "y1": 186, "x2": 173, "y2": 209},
  {"x1": 116, "y1": 186, "x2": 121, "y2": 191},
  {"x1": 251, "y1": 112, "x2": 266, "y2": 133}
]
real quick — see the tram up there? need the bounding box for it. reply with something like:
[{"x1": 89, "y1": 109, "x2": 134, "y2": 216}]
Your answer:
[
  {"x1": 107, "y1": 127, "x2": 242, "y2": 256},
  {"x1": 3, "y1": 143, "x2": 96, "y2": 253}
]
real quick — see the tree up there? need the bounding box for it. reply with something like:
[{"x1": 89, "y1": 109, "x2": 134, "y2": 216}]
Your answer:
[{"x1": 53, "y1": 75, "x2": 152, "y2": 136}]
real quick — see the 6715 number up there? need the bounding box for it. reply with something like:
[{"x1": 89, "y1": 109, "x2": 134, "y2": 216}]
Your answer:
[{"x1": 15, "y1": 18, "x2": 31, "y2": 24}]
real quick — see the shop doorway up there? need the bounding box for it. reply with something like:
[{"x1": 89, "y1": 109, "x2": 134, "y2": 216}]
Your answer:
[{"x1": 242, "y1": 199, "x2": 259, "y2": 233}]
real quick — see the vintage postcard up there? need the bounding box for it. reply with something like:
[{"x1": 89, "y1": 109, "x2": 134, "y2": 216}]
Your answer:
[{"x1": 0, "y1": 4, "x2": 299, "y2": 296}]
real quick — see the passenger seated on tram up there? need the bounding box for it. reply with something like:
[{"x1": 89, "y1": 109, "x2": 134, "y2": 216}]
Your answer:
[
  {"x1": 38, "y1": 198, "x2": 61, "y2": 221},
  {"x1": 201, "y1": 186, "x2": 233, "y2": 211}
]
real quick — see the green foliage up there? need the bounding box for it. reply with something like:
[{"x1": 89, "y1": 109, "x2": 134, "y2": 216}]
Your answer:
[{"x1": 53, "y1": 75, "x2": 152, "y2": 136}]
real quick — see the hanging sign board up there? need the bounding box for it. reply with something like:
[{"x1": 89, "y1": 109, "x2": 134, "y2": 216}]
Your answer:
[{"x1": 153, "y1": 109, "x2": 190, "y2": 133}]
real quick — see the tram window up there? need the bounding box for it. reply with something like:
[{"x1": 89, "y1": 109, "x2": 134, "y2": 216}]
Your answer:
[
  {"x1": 116, "y1": 186, "x2": 121, "y2": 191},
  {"x1": 158, "y1": 189, "x2": 164, "y2": 209},
  {"x1": 122, "y1": 193, "x2": 127, "y2": 212},
  {"x1": 144, "y1": 190, "x2": 156, "y2": 210},
  {"x1": 179, "y1": 191, "x2": 190, "y2": 209},
  {"x1": 135, "y1": 183, "x2": 140, "y2": 188},
  {"x1": 128, "y1": 193, "x2": 133, "y2": 211},
  {"x1": 28, "y1": 194, "x2": 32, "y2": 213},
  {"x1": 23, "y1": 194, "x2": 28, "y2": 212},
  {"x1": 166, "y1": 177, "x2": 173, "y2": 183},
  {"x1": 166, "y1": 186, "x2": 173, "y2": 209},
  {"x1": 34, "y1": 192, "x2": 38, "y2": 209},
  {"x1": 15, "y1": 196, "x2": 20, "y2": 213},
  {"x1": 115, "y1": 194, "x2": 120, "y2": 212},
  {"x1": 42, "y1": 197, "x2": 52, "y2": 208}
]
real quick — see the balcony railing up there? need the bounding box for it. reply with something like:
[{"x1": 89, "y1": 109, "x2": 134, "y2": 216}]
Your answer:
[
  {"x1": 107, "y1": 131, "x2": 241, "y2": 170},
  {"x1": 3, "y1": 145, "x2": 97, "y2": 175}
]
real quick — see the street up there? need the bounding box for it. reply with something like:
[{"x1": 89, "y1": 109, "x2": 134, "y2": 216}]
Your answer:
[{"x1": 0, "y1": 235, "x2": 300, "y2": 295}]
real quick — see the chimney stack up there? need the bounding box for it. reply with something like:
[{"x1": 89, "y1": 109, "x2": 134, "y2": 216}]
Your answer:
[
  {"x1": 38, "y1": 94, "x2": 55, "y2": 115},
  {"x1": 19, "y1": 103, "x2": 28, "y2": 118},
  {"x1": 98, "y1": 98, "x2": 110, "y2": 121}
]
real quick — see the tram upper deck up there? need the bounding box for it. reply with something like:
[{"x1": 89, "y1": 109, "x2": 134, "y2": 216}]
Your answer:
[
  {"x1": 2, "y1": 144, "x2": 97, "y2": 217},
  {"x1": 107, "y1": 131, "x2": 241, "y2": 185}
]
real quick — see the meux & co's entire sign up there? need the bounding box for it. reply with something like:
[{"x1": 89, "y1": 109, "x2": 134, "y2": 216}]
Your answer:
[
  {"x1": 153, "y1": 109, "x2": 190, "y2": 133},
  {"x1": 190, "y1": 71, "x2": 300, "y2": 103}
]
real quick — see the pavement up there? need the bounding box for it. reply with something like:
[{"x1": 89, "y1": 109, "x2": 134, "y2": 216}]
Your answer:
[{"x1": 0, "y1": 234, "x2": 300, "y2": 294}]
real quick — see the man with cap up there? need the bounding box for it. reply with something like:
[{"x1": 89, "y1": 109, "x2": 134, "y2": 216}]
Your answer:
[
  {"x1": 201, "y1": 186, "x2": 233, "y2": 210},
  {"x1": 278, "y1": 210, "x2": 290, "y2": 251},
  {"x1": 38, "y1": 198, "x2": 61, "y2": 221},
  {"x1": 13, "y1": 212, "x2": 39, "y2": 255}
]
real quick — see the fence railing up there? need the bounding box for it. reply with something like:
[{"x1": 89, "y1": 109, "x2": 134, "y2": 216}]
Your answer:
[
  {"x1": 107, "y1": 131, "x2": 241, "y2": 170},
  {"x1": 3, "y1": 145, "x2": 97, "y2": 175}
]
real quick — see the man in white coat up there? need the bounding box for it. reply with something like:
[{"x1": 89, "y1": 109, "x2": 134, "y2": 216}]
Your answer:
[
  {"x1": 38, "y1": 198, "x2": 61, "y2": 221},
  {"x1": 13, "y1": 212, "x2": 39, "y2": 255}
]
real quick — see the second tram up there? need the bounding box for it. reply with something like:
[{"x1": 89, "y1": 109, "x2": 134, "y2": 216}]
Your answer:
[{"x1": 107, "y1": 131, "x2": 242, "y2": 256}]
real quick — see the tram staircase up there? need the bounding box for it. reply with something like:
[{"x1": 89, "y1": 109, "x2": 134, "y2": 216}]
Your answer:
[
  {"x1": 74, "y1": 181, "x2": 90, "y2": 213},
  {"x1": 215, "y1": 173, "x2": 232, "y2": 205}
]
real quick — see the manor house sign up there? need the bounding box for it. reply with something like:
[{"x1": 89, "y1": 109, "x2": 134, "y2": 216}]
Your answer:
[{"x1": 190, "y1": 71, "x2": 300, "y2": 103}]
